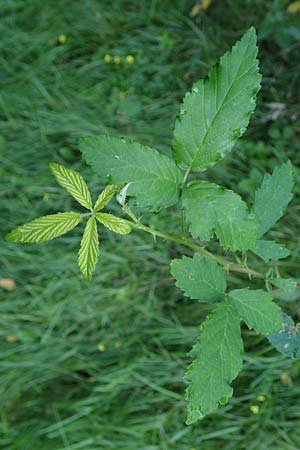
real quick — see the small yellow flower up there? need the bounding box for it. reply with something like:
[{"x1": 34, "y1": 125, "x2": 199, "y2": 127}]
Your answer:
[
  {"x1": 257, "y1": 395, "x2": 266, "y2": 402},
  {"x1": 97, "y1": 343, "x2": 106, "y2": 352},
  {"x1": 125, "y1": 55, "x2": 134, "y2": 64},
  {"x1": 58, "y1": 34, "x2": 67, "y2": 45},
  {"x1": 113, "y1": 55, "x2": 121, "y2": 64},
  {"x1": 104, "y1": 54, "x2": 112, "y2": 63},
  {"x1": 250, "y1": 405, "x2": 260, "y2": 414},
  {"x1": 280, "y1": 373, "x2": 292, "y2": 385},
  {"x1": 5, "y1": 335, "x2": 18, "y2": 343},
  {"x1": 0, "y1": 278, "x2": 16, "y2": 290}
]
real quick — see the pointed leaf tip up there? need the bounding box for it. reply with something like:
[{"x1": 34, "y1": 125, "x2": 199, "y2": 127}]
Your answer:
[
  {"x1": 173, "y1": 28, "x2": 261, "y2": 172},
  {"x1": 93, "y1": 184, "x2": 122, "y2": 212},
  {"x1": 228, "y1": 288, "x2": 282, "y2": 335},
  {"x1": 95, "y1": 213, "x2": 132, "y2": 235},
  {"x1": 185, "y1": 303, "x2": 243, "y2": 423},
  {"x1": 78, "y1": 216, "x2": 99, "y2": 280},
  {"x1": 253, "y1": 161, "x2": 294, "y2": 237},
  {"x1": 49, "y1": 162, "x2": 92, "y2": 210},
  {"x1": 5, "y1": 212, "x2": 81, "y2": 244}
]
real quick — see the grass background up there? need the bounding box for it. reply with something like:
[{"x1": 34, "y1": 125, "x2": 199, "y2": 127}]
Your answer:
[{"x1": 1, "y1": 0, "x2": 300, "y2": 449}]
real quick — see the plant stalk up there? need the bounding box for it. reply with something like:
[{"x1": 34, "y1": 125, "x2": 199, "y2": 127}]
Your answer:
[{"x1": 125, "y1": 219, "x2": 264, "y2": 279}]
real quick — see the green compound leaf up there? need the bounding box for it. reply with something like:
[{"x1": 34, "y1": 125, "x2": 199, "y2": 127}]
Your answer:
[
  {"x1": 268, "y1": 313, "x2": 300, "y2": 359},
  {"x1": 271, "y1": 278, "x2": 298, "y2": 293},
  {"x1": 228, "y1": 288, "x2": 282, "y2": 335},
  {"x1": 49, "y1": 162, "x2": 92, "y2": 210},
  {"x1": 251, "y1": 239, "x2": 290, "y2": 262},
  {"x1": 185, "y1": 303, "x2": 243, "y2": 424},
  {"x1": 79, "y1": 136, "x2": 183, "y2": 211},
  {"x1": 170, "y1": 254, "x2": 226, "y2": 303},
  {"x1": 183, "y1": 181, "x2": 257, "y2": 251},
  {"x1": 173, "y1": 27, "x2": 261, "y2": 172},
  {"x1": 252, "y1": 161, "x2": 294, "y2": 238},
  {"x1": 78, "y1": 216, "x2": 99, "y2": 281},
  {"x1": 5, "y1": 212, "x2": 81, "y2": 243},
  {"x1": 94, "y1": 184, "x2": 122, "y2": 212},
  {"x1": 95, "y1": 213, "x2": 132, "y2": 235}
]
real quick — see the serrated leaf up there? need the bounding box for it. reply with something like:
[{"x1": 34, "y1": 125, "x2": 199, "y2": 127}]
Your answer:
[
  {"x1": 94, "y1": 184, "x2": 121, "y2": 211},
  {"x1": 185, "y1": 303, "x2": 243, "y2": 424},
  {"x1": 271, "y1": 278, "x2": 298, "y2": 293},
  {"x1": 79, "y1": 136, "x2": 184, "y2": 211},
  {"x1": 78, "y1": 217, "x2": 99, "y2": 280},
  {"x1": 183, "y1": 181, "x2": 257, "y2": 251},
  {"x1": 5, "y1": 212, "x2": 81, "y2": 243},
  {"x1": 173, "y1": 27, "x2": 261, "y2": 172},
  {"x1": 170, "y1": 254, "x2": 226, "y2": 303},
  {"x1": 268, "y1": 313, "x2": 300, "y2": 359},
  {"x1": 49, "y1": 162, "x2": 92, "y2": 209},
  {"x1": 253, "y1": 161, "x2": 294, "y2": 237},
  {"x1": 228, "y1": 288, "x2": 282, "y2": 335},
  {"x1": 95, "y1": 213, "x2": 132, "y2": 235},
  {"x1": 251, "y1": 239, "x2": 290, "y2": 262}
]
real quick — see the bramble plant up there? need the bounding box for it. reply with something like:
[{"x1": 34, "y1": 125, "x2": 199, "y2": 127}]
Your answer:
[{"x1": 6, "y1": 28, "x2": 299, "y2": 423}]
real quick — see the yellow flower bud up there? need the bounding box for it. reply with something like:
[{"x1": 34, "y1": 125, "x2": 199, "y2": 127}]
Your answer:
[
  {"x1": 250, "y1": 405, "x2": 259, "y2": 414},
  {"x1": 97, "y1": 343, "x2": 106, "y2": 352},
  {"x1": 104, "y1": 54, "x2": 112, "y2": 62},
  {"x1": 58, "y1": 34, "x2": 67, "y2": 45},
  {"x1": 125, "y1": 55, "x2": 134, "y2": 64}
]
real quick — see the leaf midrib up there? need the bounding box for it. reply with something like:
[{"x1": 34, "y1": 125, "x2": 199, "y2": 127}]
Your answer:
[{"x1": 187, "y1": 39, "x2": 251, "y2": 172}]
